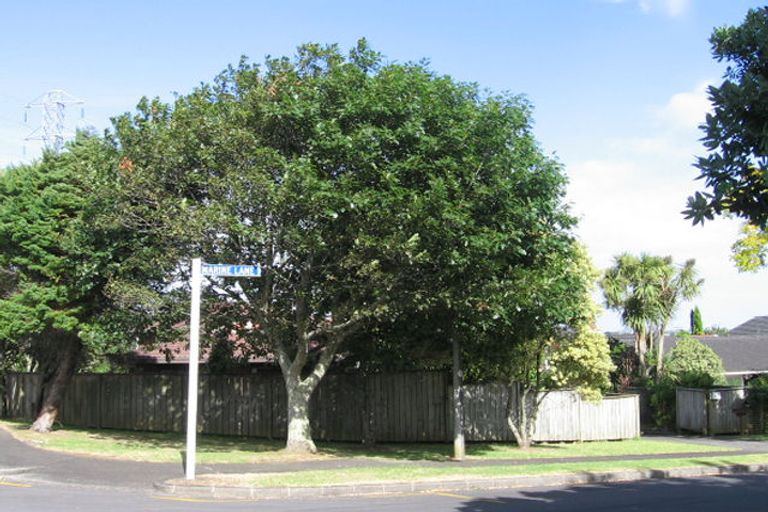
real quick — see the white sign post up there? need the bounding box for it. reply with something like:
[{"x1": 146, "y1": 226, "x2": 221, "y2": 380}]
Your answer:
[
  {"x1": 185, "y1": 258, "x2": 202, "y2": 480},
  {"x1": 185, "y1": 259, "x2": 261, "y2": 480}
]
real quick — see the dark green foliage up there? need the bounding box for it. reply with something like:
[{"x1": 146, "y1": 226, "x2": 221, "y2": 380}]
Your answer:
[
  {"x1": 101, "y1": 40, "x2": 581, "y2": 450},
  {"x1": 690, "y1": 306, "x2": 704, "y2": 335},
  {"x1": 105, "y1": 41, "x2": 578, "y2": 370},
  {"x1": 746, "y1": 375, "x2": 768, "y2": 434},
  {"x1": 207, "y1": 339, "x2": 248, "y2": 374},
  {"x1": 0, "y1": 135, "x2": 135, "y2": 369},
  {"x1": 647, "y1": 376, "x2": 677, "y2": 429},
  {"x1": 685, "y1": 7, "x2": 768, "y2": 228},
  {"x1": 608, "y1": 338, "x2": 638, "y2": 390}
]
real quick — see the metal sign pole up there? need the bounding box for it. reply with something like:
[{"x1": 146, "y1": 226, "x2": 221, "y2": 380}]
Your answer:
[{"x1": 185, "y1": 258, "x2": 202, "y2": 480}]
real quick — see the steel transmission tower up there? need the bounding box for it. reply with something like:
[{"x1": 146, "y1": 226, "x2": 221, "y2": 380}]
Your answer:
[{"x1": 24, "y1": 89, "x2": 84, "y2": 153}]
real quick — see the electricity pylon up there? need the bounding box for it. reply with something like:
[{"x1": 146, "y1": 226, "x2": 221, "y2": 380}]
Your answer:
[{"x1": 24, "y1": 89, "x2": 84, "y2": 153}]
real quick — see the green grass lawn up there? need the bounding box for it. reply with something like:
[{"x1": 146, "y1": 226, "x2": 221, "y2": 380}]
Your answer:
[
  {"x1": 0, "y1": 419, "x2": 736, "y2": 464},
  {"x1": 181, "y1": 454, "x2": 768, "y2": 488}
]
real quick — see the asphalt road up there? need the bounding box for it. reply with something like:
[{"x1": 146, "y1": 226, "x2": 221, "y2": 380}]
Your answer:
[{"x1": 2, "y1": 474, "x2": 768, "y2": 512}]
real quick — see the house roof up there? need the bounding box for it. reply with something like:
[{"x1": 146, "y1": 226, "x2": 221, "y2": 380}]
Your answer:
[
  {"x1": 666, "y1": 335, "x2": 768, "y2": 376},
  {"x1": 127, "y1": 340, "x2": 271, "y2": 365},
  {"x1": 729, "y1": 316, "x2": 768, "y2": 336},
  {"x1": 607, "y1": 315, "x2": 768, "y2": 376}
]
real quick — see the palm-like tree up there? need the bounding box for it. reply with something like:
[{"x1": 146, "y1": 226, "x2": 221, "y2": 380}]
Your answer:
[{"x1": 601, "y1": 254, "x2": 702, "y2": 376}]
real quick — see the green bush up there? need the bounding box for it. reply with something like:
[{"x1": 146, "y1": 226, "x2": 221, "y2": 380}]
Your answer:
[
  {"x1": 664, "y1": 334, "x2": 726, "y2": 387},
  {"x1": 648, "y1": 377, "x2": 677, "y2": 428}
]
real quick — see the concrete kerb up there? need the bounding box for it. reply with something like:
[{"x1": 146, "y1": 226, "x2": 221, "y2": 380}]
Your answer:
[
  {"x1": 153, "y1": 463, "x2": 768, "y2": 501},
  {"x1": 0, "y1": 466, "x2": 38, "y2": 477}
]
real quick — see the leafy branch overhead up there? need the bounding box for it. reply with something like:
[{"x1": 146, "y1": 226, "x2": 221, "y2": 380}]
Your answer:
[{"x1": 685, "y1": 7, "x2": 768, "y2": 229}]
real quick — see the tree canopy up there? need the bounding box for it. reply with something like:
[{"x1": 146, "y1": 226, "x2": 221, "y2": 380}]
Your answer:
[
  {"x1": 101, "y1": 40, "x2": 579, "y2": 452},
  {"x1": 0, "y1": 135, "x2": 132, "y2": 431},
  {"x1": 685, "y1": 7, "x2": 768, "y2": 228}
]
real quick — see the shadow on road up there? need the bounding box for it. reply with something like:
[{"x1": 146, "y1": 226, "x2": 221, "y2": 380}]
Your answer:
[{"x1": 456, "y1": 473, "x2": 768, "y2": 512}]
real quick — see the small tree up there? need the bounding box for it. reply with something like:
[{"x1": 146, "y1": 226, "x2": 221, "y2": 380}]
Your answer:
[
  {"x1": 690, "y1": 306, "x2": 704, "y2": 335},
  {"x1": 601, "y1": 254, "x2": 703, "y2": 376},
  {"x1": 469, "y1": 244, "x2": 614, "y2": 448}
]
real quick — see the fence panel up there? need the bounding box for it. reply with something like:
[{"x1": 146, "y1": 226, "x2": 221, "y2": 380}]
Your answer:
[
  {"x1": 676, "y1": 387, "x2": 707, "y2": 433},
  {"x1": 707, "y1": 388, "x2": 746, "y2": 435},
  {"x1": 676, "y1": 387, "x2": 746, "y2": 435},
  {"x1": 2, "y1": 372, "x2": 639, "y2": 442},
  {"x1": 463, "y1": 383, "x2": 514, "y2": 442},
  {"x1": 534, "y1": 392, "x2": 581, "y2": 442},
  {"x1": 577, "y1": 394, "x2": 640, "y2": 441}
]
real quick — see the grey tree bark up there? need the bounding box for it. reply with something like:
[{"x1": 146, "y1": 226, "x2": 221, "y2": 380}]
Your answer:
[{"x1": 452, "y1": 337, "x2": 465, "y2": 460}]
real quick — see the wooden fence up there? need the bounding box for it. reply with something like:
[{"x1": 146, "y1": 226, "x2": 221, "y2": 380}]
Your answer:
[
  {"x1": 676, "y1": 387, "x2": 747, "y2": 435},
  {"x1": 463, "y1": 384, "x2": 640, "y2": 442},
  {"x1": 2, "y1": 372, "x2": 639, "y2": 443}
]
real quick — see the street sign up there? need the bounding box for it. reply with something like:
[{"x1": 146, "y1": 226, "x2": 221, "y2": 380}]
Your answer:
[
  {"x1": 201, "y1": 263, "x2": 261, "y2": 278},
  {"x1": 186, "y1": 259, "x2": 261, "y2": 481}
]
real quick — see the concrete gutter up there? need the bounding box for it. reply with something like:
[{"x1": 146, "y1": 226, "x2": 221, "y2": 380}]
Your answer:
[{"x1": 154, "y1": 462, "x2": 768, "y2": 500}]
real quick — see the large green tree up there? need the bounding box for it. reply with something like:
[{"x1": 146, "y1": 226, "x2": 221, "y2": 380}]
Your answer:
[
  {"x1": 601, "y1": 254, "x2": 702, "y2": 376},
  {"x1": 685, "y1": 7, "x2": 768, "y2": 229},
  {"x1": 105, "y1": 41, "x2": 577, "y2": 453},
  {"x1": 0, "y1": 135, "x2": 131, "y2": 432}
]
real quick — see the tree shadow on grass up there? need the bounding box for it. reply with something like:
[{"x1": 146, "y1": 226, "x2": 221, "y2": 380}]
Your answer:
[
  {"x1": 3, "y1": 419, "x2": 577, "y2": 462},
  {"x1": 314, "y1": 441, "x2": 563, "y2": 461}
]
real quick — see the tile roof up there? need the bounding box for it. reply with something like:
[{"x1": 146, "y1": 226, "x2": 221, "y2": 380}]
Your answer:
[
  {"x1": 729, "y1": 316, "x2": 768, "y2": 336},
  {"x1": 664, "y1": 334, "x2": 768, "y2": 375}
]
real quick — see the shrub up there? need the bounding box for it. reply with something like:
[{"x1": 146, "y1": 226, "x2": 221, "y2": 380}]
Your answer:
[{"x1": 664, "y1": 334, "x2": 726, "y2": 387}]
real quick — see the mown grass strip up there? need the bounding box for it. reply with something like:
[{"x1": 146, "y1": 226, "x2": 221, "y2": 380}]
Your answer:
[
  {"x1": 0, "y1": 419, "x2": 737, "y2": 464},
  {"x1": 185, "y1": 454, "x2": 768, "y2": 488}
]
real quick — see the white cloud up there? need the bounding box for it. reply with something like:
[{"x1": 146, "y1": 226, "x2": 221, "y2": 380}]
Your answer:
[
  {"x1": 640, "y1": 0, "x2": 691, "y2": 17},
  {"x1": 609, "y1": 135, "x2": 694, "y2": 160},
  {"x1": 564, "y1": 81, "x2": 768, "y2": 333},
  {"x1": 654, "y1": 81, "x2": 712, "y2": 130},
  {"x1": 603, "y1": 0, "x2": 692, "y2": 18}
]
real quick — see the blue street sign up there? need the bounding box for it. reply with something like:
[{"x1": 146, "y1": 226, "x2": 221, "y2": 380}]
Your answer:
[{"x1": 201, "y1": 263, "x2": 262, "y2": 278}]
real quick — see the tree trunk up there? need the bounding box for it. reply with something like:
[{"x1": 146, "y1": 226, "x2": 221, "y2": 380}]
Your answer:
[
  {"x1": 284, "y1": 380, "x2": 316, "y2": 453},
  {"x1": 635, "y1": 330, "x2": 647, "y2": 377},
  {"x1": 452, "y1": 337, "x2": 465, "y2": 460},
  {"x1": 31, "y1": 333, "x2": 82, "y2": 433},
  {"x1": 655, "y1": 325, "x2": 668, "y2": 374},
  {"x1": 507, "y1": 384, "x2": 538, "y2": 449}
]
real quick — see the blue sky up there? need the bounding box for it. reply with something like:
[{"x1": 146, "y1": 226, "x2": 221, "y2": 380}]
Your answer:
[{"x1": 1, "y1": 0, "x2": 766, "y2": 331}]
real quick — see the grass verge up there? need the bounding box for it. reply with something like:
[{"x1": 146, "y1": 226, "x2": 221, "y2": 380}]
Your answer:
[
  {"x1": 0, "y1": 419, "x2": 737, "y2": 464},
  {"x1": 182, "y1": 454, "x2": 768, "y2": 488}
]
